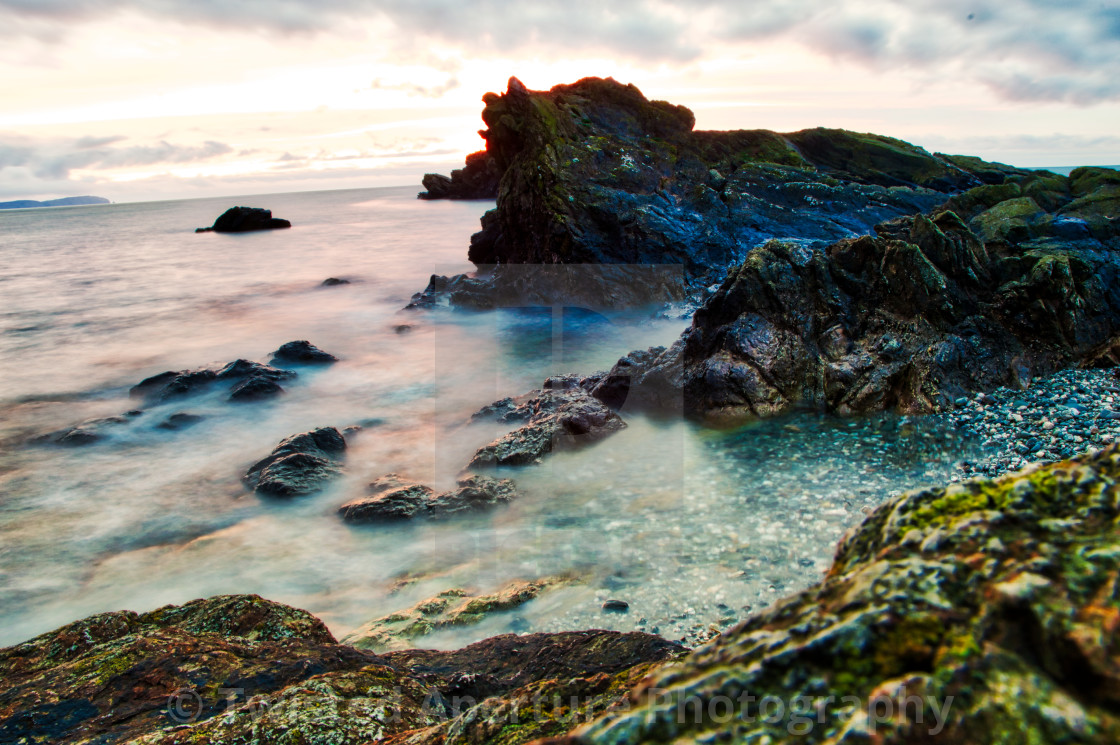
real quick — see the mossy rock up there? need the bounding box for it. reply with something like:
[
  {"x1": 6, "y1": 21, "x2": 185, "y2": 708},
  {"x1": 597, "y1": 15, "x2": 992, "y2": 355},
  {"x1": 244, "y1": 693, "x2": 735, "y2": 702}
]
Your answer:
[
  {"x1": 1070, "y1": 166, "x2": 1120, "y2": 197},
  {"x1": 969, "y1": 196, "x2": 1045, "y2": 243}
]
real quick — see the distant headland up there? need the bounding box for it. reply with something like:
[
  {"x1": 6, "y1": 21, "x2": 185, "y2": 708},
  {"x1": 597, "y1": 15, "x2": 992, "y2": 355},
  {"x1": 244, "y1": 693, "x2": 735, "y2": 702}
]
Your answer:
[{"x1": 0, "y1": 196, "x2": 110, "y2": 210}]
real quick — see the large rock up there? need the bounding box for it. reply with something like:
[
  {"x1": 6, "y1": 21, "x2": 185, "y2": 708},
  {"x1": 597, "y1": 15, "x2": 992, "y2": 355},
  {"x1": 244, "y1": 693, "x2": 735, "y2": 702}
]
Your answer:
[
  {"x1": 243, "y1": 426, "x2": 346, "y2": 497},
  {"x1": 469, "y1": 382, "x2": 626, "y2": 467},
  {"x1": 600, "y1": 176, "x2": 1120, "y2": 422},
  {"x1": 0, "y1": 593, "x2": 682, "y2": 745},
  {"x1": 195, "y1": 206, "x2": 291, "y2": 233},
  {"x1": 548, "y1": 444, "x2": 1120, "y2": 743},
  {"x1": 416, "y1": 76, "x2": 1024, "y2": 306}
]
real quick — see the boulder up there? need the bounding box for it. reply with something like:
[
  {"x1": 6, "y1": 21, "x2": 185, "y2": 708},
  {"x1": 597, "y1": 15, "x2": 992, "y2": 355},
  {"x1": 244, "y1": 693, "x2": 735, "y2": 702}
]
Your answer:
[
  {"x1": 35, "y1": 416, "x2": 129, "y2": 446},
  {"x1": 469, "y1": 386, "x2": 626, "y2": 467},
  {"x1": 195, "y1": 206, "x2": 291, "y2": 233},
  {"x1": 243, "y1": 426, "x2": 346, "y2": 497},
  {"x1": 602, "y1": 182, "x2": 1120, "y2": 422},
  {"x1": 270, "y1": 340, "x2": 339, "y2": 365}
]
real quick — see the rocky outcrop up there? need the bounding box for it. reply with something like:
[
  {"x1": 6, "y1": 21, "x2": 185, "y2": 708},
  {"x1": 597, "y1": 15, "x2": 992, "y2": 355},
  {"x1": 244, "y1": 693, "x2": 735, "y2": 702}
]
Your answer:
[
  {"x1": 195, "y1": 206, "x2": 291, "y2": 233},
  {"x1": 0, "y1": 593, "x2": 682, "y2": 745},
  {"x1": 130, "y1": 358, "x2": 296, "y2": 404},
  {"x1": 270, "y1": 339, "x2": 338, "y2": 365},
  {"x1": 470, "y1": 379, "x2": 625, "y2": 467},
  {"x1": 338, "y1": 473, "x2": 516, "y2": 523},
  {"x1": 548, "y1": 443, "x2": 1120, "y2": 743},
  {"x1": 243, "y1": 426, "x2": 346, "y2": 497},
  {"x1": 595, "y1": 171, "x2": 1120, "y2": 422},
  {"x1": 418, "y1": 150, "x2": 501, "y2": 200},
  {"x1": 416, "y1": 76, "x2": 1024, "y2": 306}
]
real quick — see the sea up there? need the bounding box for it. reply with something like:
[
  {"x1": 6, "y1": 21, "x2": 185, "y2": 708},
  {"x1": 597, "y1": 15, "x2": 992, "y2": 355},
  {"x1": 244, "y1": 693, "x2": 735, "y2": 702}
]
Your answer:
[{"x1": 0, "y1": 186, "x2": 974, "y2": 648}]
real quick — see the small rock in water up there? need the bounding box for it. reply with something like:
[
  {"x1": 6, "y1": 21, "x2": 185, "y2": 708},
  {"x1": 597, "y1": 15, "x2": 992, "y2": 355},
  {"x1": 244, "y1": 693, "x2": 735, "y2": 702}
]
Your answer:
[
  {"x1": 270, "y1": 340, "x2": 338, "y2": 365},
  {"x1": 602, "y1": 600, "x2": 630, "y2": 613},
  {"x1": 157, "y1": 412, "x2": 205, "y2": 430},
  {"x1": 321, "y1": 277, "x2": 350, "y2": 286}
]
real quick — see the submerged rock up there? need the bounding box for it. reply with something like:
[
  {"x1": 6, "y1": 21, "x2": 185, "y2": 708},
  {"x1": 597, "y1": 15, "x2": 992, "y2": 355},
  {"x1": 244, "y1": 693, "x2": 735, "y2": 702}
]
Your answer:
[
  {"x1": 343, "y1": 577, "x2": 578, "y2": 652},
  {"x1": 338, "y1": 473, "x2": 516, "y2": 523},
  {"x1": 34, "y1": 415, "x2": 129, "y2": 446},
  {"x1": 321, "y1": 276, "x2": 351, "y2": 286},
  {"x1": 470, "y1": 385, "x2": 626, "y2": 467},
  {"x1": 195, "y1": 206, "x2": 291, "y2": 233},
  {"x1": 270, "y1": 339, "x2": 339, "y2": 365},
  {"x1": 417, "y1": 76, "x2": 1023, "y2": 307},
  {"x1": 243, "y1": 426, "x2": 346, "y2": 497},
  {"x1": 548, "y1": 444, "x2": 1120, "y2": 743}
]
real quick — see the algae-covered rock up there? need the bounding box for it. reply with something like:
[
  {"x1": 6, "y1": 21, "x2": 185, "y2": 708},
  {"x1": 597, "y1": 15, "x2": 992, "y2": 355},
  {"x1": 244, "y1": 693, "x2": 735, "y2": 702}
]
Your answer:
[
  {"x1": 0, "y1": 595, "x2": 381, "y2": 744},
  {"x1": 546, "y1": 444, "x2": 1120, "y2": 744},
  {"x1": 602, "y1": 180, "x2": 1120, "y2": 421}
]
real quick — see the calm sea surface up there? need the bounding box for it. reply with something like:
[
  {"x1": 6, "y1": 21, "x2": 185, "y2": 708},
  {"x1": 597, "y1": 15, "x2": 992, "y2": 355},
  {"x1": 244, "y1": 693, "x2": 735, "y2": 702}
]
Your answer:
[{"x1": 0, "y1": 186, "x2": 972, "y2": 647}]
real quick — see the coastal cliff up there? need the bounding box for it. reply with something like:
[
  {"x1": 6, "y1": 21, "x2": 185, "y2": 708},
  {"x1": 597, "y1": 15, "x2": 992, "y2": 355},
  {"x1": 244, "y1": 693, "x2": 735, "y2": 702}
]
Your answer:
[{"x1": 415, "y1": 76, "x2": 1025, "y2": 307}]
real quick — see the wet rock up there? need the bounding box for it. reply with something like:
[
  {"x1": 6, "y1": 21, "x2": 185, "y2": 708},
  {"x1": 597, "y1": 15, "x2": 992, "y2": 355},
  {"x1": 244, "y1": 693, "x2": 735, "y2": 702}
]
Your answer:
[
  {"x1": 195, "y1": 206, "x2": 291, "y2": 233},
  {"x1": 602, "y1": 599, "x2": 630, "y2": 613},
  {"x1": 130, "y1": 368, "x2": 217, "y2": 402},
  {"x1": 228, "y1": 374, "x2": 285, "y2": 401},
  {"x1": 339, "y1": 473, "x2": 435, "y2": 522},
  {"x1": 156, "y1": 412, "x2": 204, "y2": 430},
  {"x1": 469, "y1": 386, "x2": 626, "y2": 467},
  {"x1": 338, "y1": 473, "x2": 516, "y2": 523},
  {"x1": 36, "y1": 416, "x2": 129, "y2": 446},
  {"x1": 243, "y1": 426, "x2": 346, "y2": 497},
  {"x1": 270, "y1": 339, "x2": 338, "y2": 365},
  {"x1": 321, "y1": 276, "x2": 350, "y2": 286},
  {"x1": 609, "y1": 188, "x2": 1120, "y2": 423},
  {"x1": 215, "y1": 358, "x2": 296, "y2": 383}
]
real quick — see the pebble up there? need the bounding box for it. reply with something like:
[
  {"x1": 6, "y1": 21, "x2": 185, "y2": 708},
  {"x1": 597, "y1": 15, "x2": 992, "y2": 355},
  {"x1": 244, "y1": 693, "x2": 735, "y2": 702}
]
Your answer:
[
  {"x1": 937, "y1": 368, "x2": 1120, "y2": 481},
  {"x1": 602, "y1": 599, "x2": 630, "y2": 613}
]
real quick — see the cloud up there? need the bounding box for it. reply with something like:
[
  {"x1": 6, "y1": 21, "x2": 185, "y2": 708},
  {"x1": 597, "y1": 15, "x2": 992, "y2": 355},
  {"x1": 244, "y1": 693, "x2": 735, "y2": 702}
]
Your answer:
[
  {"x1": 371, "y1": 76, "x2": 460, "y2": 99},
  {"x1": 0, "y1": 135, "x2": 234, "y2": 180},
  {"x1": 7, "y1": 0, "x2": 1107, "y2": 103}
]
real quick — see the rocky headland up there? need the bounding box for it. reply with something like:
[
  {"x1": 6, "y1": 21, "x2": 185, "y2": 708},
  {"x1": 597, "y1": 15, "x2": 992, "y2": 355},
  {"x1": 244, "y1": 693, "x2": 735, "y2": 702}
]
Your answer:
[{"x1": 413, "y1": 76, "x2": 1029, "y2": 309}]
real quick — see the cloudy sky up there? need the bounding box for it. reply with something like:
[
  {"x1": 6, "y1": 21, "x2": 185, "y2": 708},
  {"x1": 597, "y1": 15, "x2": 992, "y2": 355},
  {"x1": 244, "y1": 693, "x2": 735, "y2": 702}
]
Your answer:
[{"x1": 1, "y1": 0, "x2": 1118, "y2": 202}]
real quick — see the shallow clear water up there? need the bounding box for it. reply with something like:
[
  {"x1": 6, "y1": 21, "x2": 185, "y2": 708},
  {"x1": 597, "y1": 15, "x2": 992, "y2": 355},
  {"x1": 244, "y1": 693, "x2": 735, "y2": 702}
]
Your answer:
[{"x1": 0, "y1": 187, "x2": 975, "y2": 648}]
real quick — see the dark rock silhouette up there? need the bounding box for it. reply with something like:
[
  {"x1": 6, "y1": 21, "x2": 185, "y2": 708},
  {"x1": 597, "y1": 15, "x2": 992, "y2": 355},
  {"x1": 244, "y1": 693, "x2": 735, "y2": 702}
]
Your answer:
[{"x1": 196, "y1": 206, "x2": 291, "y2": 233}]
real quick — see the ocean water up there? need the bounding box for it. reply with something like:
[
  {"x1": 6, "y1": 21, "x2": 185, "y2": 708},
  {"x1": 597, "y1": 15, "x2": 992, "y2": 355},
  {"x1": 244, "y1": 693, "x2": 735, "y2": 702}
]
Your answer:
[{"x1": 0, "y1": 186, "x2": 974, "y2": 648}]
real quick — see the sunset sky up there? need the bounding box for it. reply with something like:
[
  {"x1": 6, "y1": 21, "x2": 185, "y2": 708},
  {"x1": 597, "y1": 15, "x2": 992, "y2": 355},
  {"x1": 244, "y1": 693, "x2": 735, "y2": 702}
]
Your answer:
[{"x1": 1, "y1": 0, "x2": 1118, "y2": 203}]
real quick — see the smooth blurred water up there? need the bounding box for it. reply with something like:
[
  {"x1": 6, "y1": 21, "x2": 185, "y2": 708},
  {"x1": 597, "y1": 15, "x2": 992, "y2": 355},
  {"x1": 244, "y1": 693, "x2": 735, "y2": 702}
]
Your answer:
[{"x1": 0, "y1": 187, "x2": 975, "y2": 648}]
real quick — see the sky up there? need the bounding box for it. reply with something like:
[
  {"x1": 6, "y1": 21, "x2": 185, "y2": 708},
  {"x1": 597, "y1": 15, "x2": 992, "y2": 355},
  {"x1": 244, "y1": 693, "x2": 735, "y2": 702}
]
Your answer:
[{"x1": 1, "y1": 0, "x2": 1118, "y2": 203}]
